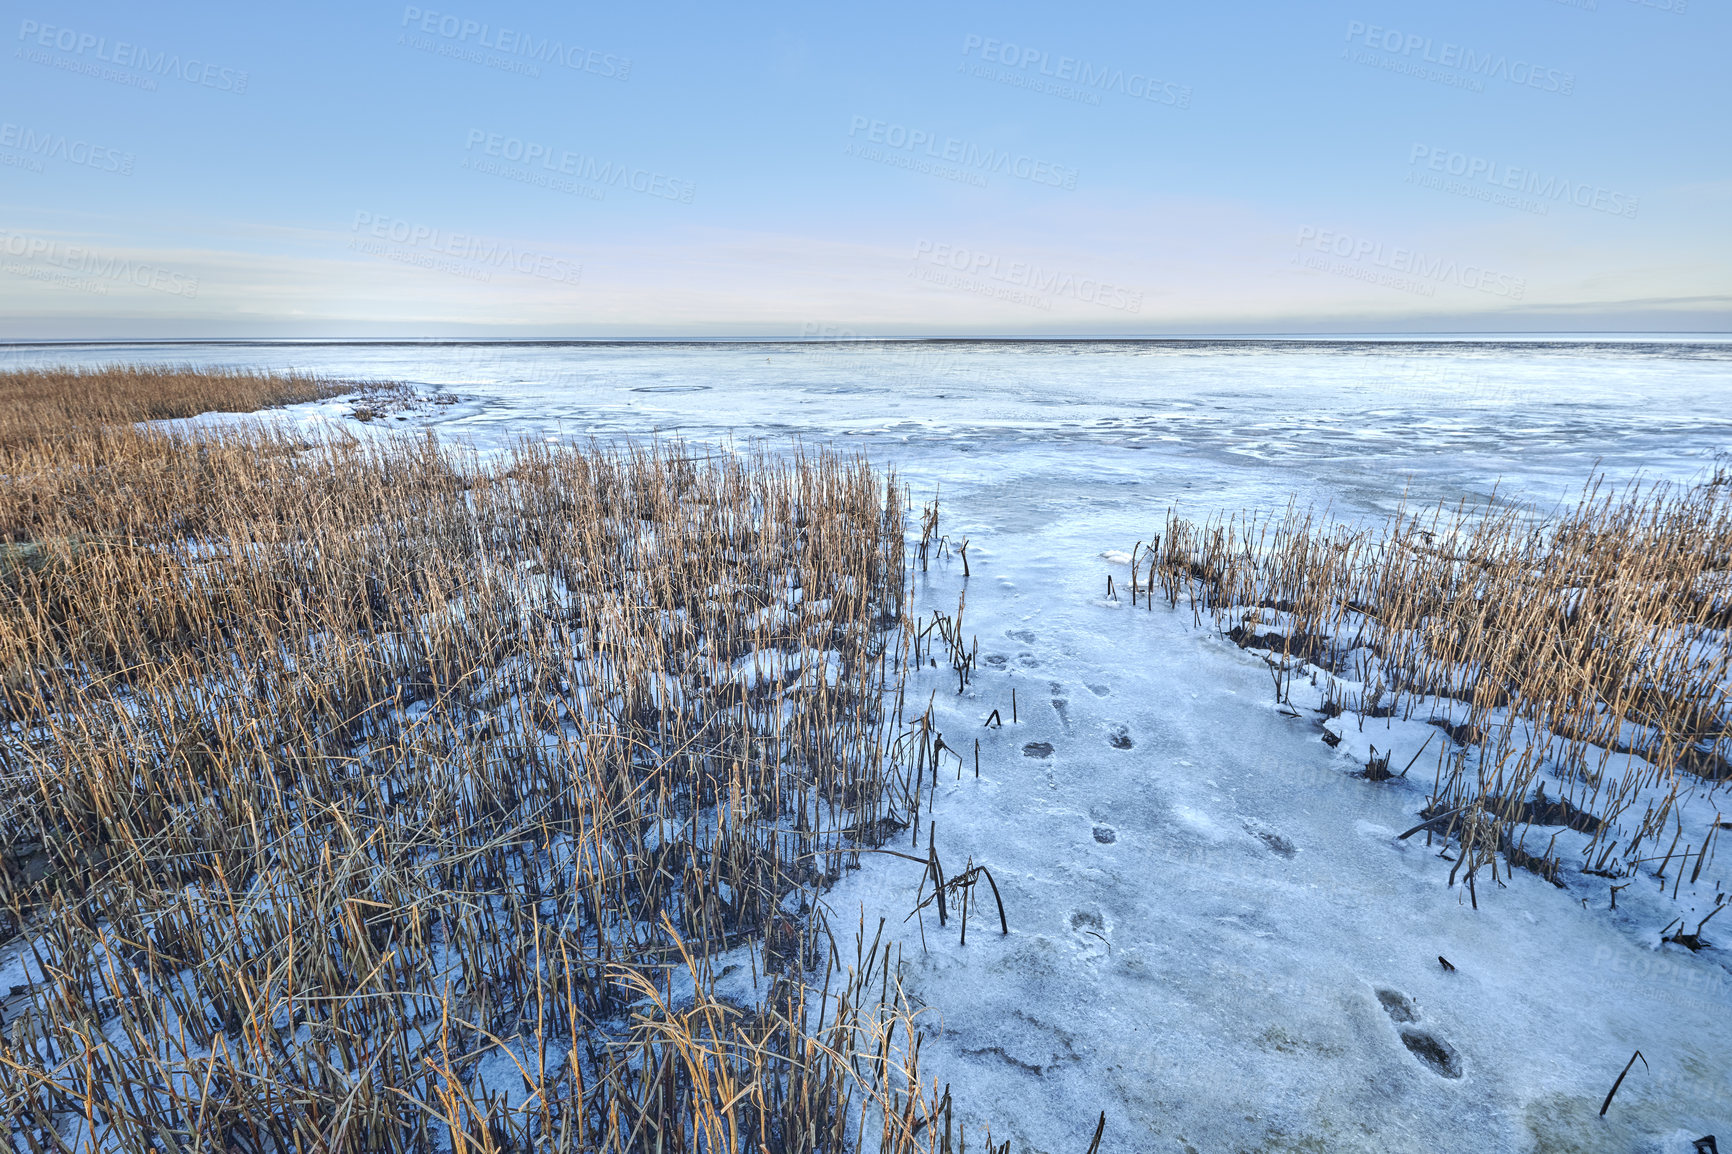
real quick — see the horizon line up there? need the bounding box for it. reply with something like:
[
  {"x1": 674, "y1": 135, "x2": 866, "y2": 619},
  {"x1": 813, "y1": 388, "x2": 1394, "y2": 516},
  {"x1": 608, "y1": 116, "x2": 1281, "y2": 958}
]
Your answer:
[{"x1": 4, "y1": 330, "x2": 1732, "y2": 349}]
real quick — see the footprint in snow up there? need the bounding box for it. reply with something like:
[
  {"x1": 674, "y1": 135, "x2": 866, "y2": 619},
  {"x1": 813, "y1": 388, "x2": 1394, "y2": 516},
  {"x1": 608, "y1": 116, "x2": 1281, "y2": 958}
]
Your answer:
[
  {"x1": 1006, "y1": 629, "x2": 1036, "y2": 643},
  {"x1": 1107, "y1": 724, "x2": 1134, "y2": 749},
  {"x1": 1092, "y1": 826, "x2": 1118, "y2": 844},
  {"x1": 1243, "y1": 819, "x2": 1295, "y2": 857},
  {"x1": 1252, "y1": 829, "x2": 1295, "y2": 857},
  {"x1": 983, "y1": 654, "x2": 1008, "y2": 668},
  {"x1": 1375, "y1": 988, "x2": 1418, "y2": 1022},
  {"x1": 1023, "y1": 742, "x2": 1054, "y2": 759},
  {"x1": 1399, "y1": 1029, "x2": 1462, "y2": 1078},
  {"x1": 1070, "y1": 909, "x2": 1112, "y2": 950},
  {"x1": 1375, "y1": 987, "x2": 1461, "y2": 1078}
]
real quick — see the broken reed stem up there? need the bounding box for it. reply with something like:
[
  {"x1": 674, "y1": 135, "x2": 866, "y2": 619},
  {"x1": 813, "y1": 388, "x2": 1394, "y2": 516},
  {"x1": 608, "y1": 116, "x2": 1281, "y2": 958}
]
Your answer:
[{"x1": 1599, "y1": 1049, "x2": 1647, "y2": 1117}]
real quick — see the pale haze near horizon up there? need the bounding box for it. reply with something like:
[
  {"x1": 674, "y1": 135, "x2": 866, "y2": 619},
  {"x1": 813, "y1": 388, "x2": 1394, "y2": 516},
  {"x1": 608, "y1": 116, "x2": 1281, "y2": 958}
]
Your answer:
[{"x1": 0, "y1": 0, "x2": 1725, "y2": 339}]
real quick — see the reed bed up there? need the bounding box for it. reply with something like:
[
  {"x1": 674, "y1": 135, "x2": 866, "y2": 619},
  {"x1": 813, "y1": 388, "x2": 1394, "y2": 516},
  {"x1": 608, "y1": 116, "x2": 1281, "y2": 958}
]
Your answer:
[
  {"x1": 1139, "y1": 478, "x2": 1732, "y2": 913},
  {"x1": 0, "y1": 367, "x2": 986, "y2": 1153},
  {"x1": 0, "y1": 365, "x2": 348, "y2": 450}
]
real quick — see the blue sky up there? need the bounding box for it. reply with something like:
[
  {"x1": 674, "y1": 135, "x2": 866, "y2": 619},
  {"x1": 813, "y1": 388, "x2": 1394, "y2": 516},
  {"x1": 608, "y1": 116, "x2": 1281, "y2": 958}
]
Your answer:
[{"x1": 0, "y1": 0, "x2": 1725, "y2": 337}]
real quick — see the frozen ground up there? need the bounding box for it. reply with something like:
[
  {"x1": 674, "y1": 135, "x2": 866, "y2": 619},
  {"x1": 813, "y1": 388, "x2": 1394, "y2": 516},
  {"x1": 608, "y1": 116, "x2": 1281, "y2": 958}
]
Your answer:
[{"x1": 10, "y1": 338, "x2": 1731, "y2": 1151}]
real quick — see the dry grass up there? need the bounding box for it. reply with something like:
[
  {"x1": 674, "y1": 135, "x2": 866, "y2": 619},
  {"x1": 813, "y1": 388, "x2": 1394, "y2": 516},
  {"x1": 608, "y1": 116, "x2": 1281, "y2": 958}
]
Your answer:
[
  {"x1": 1141, "y1": 477, "x2": 1732, "y2": 901},
  {"x1": 0, "y1": 365, "x2": 348, "y2": 450},
  {"x1": 0, "y1": 368, "x2": 980, "y2": 1153}
]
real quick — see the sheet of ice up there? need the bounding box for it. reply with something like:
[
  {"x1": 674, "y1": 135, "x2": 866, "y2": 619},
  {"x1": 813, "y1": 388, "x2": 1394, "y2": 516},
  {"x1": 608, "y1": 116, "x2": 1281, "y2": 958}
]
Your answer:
[
  {"x1": 5, "y1": 338, "x2": 1729, "y2": 518},
  {"x1": 823, "y1": 512, "x2": 1732, "y2": 1152},
  {"x1": 10, "y1": 338, "x2": 1730, "y2": 1150}
]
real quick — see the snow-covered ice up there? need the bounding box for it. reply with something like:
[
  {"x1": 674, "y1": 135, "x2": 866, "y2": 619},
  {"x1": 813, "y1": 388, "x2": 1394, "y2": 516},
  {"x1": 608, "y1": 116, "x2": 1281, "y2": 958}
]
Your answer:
[{"x1": 825, "y1": 502, "x2": 1732, "y2": 1152}]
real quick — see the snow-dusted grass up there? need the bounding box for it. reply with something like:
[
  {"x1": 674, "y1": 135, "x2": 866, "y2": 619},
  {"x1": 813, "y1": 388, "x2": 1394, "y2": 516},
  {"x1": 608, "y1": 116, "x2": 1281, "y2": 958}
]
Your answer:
[
  {"x1": 1142, "y1": 482, "x2": 1730, "y2": 926},
  {"x1": 0, "y1": 379, "x2": 968, "y2": 1153}
]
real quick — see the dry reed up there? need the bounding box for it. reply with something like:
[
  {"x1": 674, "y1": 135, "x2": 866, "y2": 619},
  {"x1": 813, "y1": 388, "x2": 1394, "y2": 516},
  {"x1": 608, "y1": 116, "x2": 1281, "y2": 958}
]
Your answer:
[
  {"x1": 1140, "y1": 477, "x2": 1732, "y2": 904},
  {"x1": 0, "y1": 366, "x2": 987, "y2": 1153},
  {"x1": 0, "y1": 364, "x2": 347, "y2": 450}
]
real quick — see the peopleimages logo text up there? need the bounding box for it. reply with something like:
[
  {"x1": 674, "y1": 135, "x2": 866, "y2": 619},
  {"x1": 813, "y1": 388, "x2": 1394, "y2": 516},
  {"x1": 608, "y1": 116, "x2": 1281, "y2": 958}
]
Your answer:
[
  {"x1": 0, "y1": 229, "x2": 199, "y2": 297},
  {"x1": 912, "y1": 241, "x2": 1142, "y2": 313},
  {"x1": 1408, "y1": 145, "x2": 1638, "y2": 219},
  {"x1": 16, "y1": 19, "x2": 248, "y2": 92},
  {"x1": 351, "y1": 212, "x2": 581, "y2": 283},
  {"x1": 0, "y1": 121, "x2": 132, "y2": 174},
  {"x1": 846, "y1": 116, "x2": 1078, "y2": 189},
  {"x1": 1295, "y1": 226, "x2": 1525, "y2": 300},
  {"x1": 463, "y1": 131, "x2": 694, "y2": 203},
  {"x1": 1344, "y1": 21, "x2": 1574, "y2": 95},
  {"x1": 960, "y1": 35, "x2": 1190, "y2": 108},
  {"x1": 401, "y1": 8, "x2": 629, "y2": 79}
]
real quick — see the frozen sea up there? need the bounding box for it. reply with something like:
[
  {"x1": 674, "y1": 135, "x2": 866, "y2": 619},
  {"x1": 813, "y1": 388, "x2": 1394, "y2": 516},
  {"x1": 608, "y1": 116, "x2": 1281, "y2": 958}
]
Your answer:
[
  {"x1": 6, "y1": 337, "x2": 1730, "y2": 516},
  {"x1": 9, "y1": 338, "x2": 1732, "y2": 1152}
]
